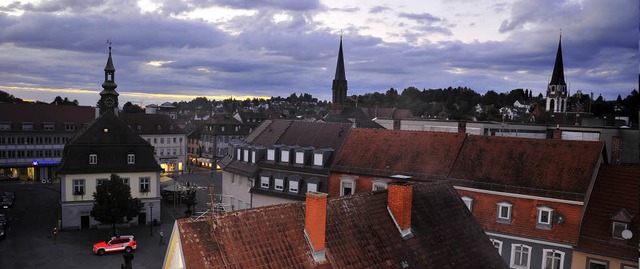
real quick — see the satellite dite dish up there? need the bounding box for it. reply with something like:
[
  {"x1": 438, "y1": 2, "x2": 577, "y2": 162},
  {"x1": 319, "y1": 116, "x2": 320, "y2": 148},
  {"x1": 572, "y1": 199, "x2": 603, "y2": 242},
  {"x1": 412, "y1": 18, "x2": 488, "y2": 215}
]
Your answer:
[{"x1": 621, "y1": 229, "x2": 633, "y2": 240}]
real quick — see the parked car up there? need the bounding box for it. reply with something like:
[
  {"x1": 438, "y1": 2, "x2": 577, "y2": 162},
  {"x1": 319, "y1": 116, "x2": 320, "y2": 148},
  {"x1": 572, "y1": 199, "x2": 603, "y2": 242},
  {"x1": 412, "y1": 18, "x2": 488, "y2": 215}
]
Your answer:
[
  {"x1": 3, "y1": 191, "x2": 15, "y2": 201},
  {"x1": 0, "y1": 197, "x2": 13, "y2": 209},
  {"x1": 0, "y1": 213, "x2": 8, "y2": 226},
  {"x1": 93, "y1": 235, "x2": 137, "y2": 256}
]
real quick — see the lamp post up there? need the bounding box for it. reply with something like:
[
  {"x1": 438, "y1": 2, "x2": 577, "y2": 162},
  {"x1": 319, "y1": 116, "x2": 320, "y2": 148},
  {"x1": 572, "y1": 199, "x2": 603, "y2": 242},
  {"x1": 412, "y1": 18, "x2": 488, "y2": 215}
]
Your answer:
[{"x1": 149, "y1": 203, "x2": 154, "y2": 236}]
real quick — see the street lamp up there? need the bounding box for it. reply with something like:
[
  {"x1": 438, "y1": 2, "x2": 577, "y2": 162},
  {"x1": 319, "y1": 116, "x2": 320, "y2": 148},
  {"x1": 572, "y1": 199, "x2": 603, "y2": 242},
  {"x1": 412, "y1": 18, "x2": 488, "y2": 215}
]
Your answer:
[{"x1": 149, "y1": 203, "x2": 154, "y2": 236}]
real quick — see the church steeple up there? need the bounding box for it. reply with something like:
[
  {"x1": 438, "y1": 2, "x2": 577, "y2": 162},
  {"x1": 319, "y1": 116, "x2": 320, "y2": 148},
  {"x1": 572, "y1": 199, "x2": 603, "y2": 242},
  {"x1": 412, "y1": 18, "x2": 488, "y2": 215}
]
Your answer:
[
  {"x1": 332, "y1": 36, "x2": 348, "y2": 109},
  {"x1": 99, "y1": 41, "x2": 119, "y2": 115},
  {"x1": 545, "y1": 34, "x2": 568, "y2": 113}
]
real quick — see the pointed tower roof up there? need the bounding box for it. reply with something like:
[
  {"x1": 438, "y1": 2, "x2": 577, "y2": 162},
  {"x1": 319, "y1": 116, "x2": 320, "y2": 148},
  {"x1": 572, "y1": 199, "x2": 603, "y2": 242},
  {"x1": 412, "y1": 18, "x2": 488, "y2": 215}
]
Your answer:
[
  {"x1": 104, "y1": 45, "x2": 115, "y2": 72},
  {"x1": 334, "y1": 36, "x2": 346, "y2": 81},
  {"x1": 549, "y1": 35, "x2": 566, "y2": 86}
]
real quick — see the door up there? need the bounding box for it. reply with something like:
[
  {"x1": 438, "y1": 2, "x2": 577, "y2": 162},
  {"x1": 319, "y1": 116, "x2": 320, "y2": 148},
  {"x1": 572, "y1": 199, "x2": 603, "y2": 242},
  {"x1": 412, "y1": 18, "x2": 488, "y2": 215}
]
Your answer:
[
  {"x1": 138, "y1": 212, "x2": 146, "y2": 226},
  {"x1": 81, "y1": 215, "x2": 90, "y2": 229}
]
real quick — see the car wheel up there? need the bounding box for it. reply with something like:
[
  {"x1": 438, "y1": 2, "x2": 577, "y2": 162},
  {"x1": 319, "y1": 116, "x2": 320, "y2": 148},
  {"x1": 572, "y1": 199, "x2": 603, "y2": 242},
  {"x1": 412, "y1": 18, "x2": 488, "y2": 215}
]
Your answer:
[
  {"x1": 97, "y1": 249, "x2": 105, "y2": 256},
  {"x1": 125, "y1": 247, "x2": 132, "y2": 253}
]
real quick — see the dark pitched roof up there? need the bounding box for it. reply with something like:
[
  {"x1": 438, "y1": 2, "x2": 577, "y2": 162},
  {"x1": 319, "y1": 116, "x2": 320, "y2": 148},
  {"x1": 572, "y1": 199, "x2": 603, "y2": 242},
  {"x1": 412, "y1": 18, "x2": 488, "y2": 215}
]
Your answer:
[
  {"x1": 549, "y1": 36, "x2": 566, "y2": 86},
  {"x1": 576, "y1": 165, "x2": 639, "y2": 260},
  {"x1": 0, "y1": 103, "x2": 94, "y2": 131},
  {"x1": 331, "y1": 129, "x2": 466, "y2": 178},
  {"x1": 119, "y1": 113, "x2": 186, "y2": 135},
  {"x1": 449, "y1": 135, "x2": 603, "y2": 200},
  {"x1": 57, "y1": 111, "x2": 161, "y2": 174},
  {"x1": 177, "y1": 181, "x2": 506, "y2": 268},
  {"x1": 322, "y1": 107, "x2": 384, "y2": 129},
  {"x1": 334, "y1": 36, "x2": 346, "y2": 81}
]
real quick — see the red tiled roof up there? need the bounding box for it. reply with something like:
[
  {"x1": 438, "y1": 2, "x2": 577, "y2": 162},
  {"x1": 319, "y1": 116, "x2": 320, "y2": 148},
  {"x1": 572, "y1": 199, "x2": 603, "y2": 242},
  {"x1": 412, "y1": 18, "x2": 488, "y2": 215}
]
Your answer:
[
  {"x1": 449, "y1": 135, "x2": 604, "y2": 199},
  {"x1": 177, "y1": 181, "x2": 506, "y2": 268},
  {"x1": 575, "y1": 165, "x2": 639, "y2": 260},
  {"x1": 331, "y1": 128, "x2": 466, "y2": 178}
]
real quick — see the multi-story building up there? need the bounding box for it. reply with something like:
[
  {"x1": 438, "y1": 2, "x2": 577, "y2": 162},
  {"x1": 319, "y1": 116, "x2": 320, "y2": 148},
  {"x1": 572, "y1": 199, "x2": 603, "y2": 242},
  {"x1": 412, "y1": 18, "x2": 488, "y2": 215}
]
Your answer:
[
  {"x1": 163, "y1": 181, "x2": 507, "y2": 269},
  {"x1": 57, "y1": 45, "x2": 162, "y2": 230},
  {"x1": 0, "y1": 103, "x2": 94, "y2": 182},
  {"x1": 329, "y1": 128, "x2": 609, "y2": 269},
  {"x1": 120, "y1": 113, "x2": 187, "y2": 175},
  {"x1": 198, "y1": 113, "x2": 248, "y2": 169},
  {"x1": 221, "y1": 120, "x2": 352, "y2": 210}
]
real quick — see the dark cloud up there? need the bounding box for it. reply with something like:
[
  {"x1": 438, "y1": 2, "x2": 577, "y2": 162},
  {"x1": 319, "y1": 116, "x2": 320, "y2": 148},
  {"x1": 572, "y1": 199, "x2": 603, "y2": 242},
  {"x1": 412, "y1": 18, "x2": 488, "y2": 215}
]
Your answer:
[
  {"x1": 399, "y1": 12, "x2": 442, "y2": 23},
  {"x1": 213, "y1": 0, "x2": 321, "y2": 11},
  {"x1": 369, "y1": 6, "x2": 390, "y2": 14}
]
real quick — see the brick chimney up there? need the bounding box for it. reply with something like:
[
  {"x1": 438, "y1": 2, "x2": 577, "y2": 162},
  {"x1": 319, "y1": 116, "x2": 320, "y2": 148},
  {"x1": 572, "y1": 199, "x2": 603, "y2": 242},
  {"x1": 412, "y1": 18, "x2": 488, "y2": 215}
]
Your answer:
[
  {"x1": 387, "y1": 182, "x2": 414, "y2": 239},
  {"x1": 304, "y1": 192, "x2": 328, "y2": 263},
  {"x1": 611, "y1": 136, "x2": 622, "y2": 165}
]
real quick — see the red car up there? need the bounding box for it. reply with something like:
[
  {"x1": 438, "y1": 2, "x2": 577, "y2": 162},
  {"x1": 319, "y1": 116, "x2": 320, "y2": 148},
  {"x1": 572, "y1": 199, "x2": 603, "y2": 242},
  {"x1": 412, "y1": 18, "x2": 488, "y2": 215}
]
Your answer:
[{"x1": 92, "y1": 235, "x2": 137, "y2": 255}]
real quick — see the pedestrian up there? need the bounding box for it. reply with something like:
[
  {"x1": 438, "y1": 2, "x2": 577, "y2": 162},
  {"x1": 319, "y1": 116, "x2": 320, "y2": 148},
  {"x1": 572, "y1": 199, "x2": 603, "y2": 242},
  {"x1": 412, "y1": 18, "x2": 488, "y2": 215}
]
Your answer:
[
  {"x1": 159, "y1": 229, "x2": 164, "y2": 245},
  {"x1": 53, "y1": 227, "x2": 58, "y2": 240}
]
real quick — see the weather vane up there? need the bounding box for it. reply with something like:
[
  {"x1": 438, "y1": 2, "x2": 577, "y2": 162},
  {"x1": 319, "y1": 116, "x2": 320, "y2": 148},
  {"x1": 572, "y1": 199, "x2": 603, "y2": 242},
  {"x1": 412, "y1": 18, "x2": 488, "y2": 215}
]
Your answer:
[{"x1": 106, "y1": 38, "x2": 112, "y2": 51}]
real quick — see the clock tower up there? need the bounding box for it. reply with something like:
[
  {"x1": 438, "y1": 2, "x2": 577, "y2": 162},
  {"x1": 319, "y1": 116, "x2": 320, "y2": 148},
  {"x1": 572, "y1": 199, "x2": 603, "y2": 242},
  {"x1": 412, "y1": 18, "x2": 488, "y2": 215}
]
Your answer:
[{"x1": 99, "y1": 42, "x2": 119, "y2": 115}]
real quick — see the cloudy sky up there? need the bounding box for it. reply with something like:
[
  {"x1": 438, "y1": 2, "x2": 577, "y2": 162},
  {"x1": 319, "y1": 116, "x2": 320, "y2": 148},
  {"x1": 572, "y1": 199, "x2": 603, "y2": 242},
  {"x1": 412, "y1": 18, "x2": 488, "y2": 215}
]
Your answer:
[{"x1": 0, "y1": 0, "x2": 637, "y2": 107}]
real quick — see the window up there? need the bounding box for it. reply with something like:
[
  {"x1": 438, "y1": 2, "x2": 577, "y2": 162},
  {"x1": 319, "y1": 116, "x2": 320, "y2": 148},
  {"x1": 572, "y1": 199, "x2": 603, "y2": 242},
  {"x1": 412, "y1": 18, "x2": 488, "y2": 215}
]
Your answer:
[
  {"x1": 89, "y1": 154, "x2": 98, "y2": 164},
  {"x1": 72, "y1": 179, "x2": 85, "y2": 195},
  {"x1": 139, "y1": 177, "x2": 150, "y2": 193},
  {"x1": 260, "y1": 176, "x2": 270, "y2": 188},
  {"x1": 497, "y1": 201, "x2": 513, "y2": 223},
  {"x1": 372, "y1": 180, "x2": 388, "y2": 191},
  {"x1": 289, "y1": 181, "x2": 299, "y2": 193},
  {"x1": 280, "y1": 149, "x2": 289, "y2": 163},
  {"x1": 274, "y1": 178, "x2": 284, "y2": 191},
  {"x1": 43, "y1": 123, "x2": 55, "y2": 131},
  {"x1": 542, "y1": 249, "x2": 564, "y2": 269},
  {"x1": 587, "y1": 258, "x2": 608, "y2": 269},
  {"x1": 127, "y1": 154, "x2": 135, "y2": 164},
  {"x1": 64, "y1": 124, "x2": 75, "y2": 131},
  {"x1": 295, "y1": 151, "x2": 304, "y2": 165},
  {"x1": 490, "y1": 239, "x2": 502, "y2": 255},
  {"x1": 313, "y1": 153, "x2": 324, "y2": 166},
  {"x1": 612, "y1": 222, "x2": 627, "y2": 239},
  {"x1": 122, "y1": 178, "x2": 130, "y2": 186},
  {"x1": 340, "y1": 179, "x2": 355, "y2": 196},
  {"x1": 243, "y1": 149, "x2": 249, "y2": 162},
  {"x1": 461, "y1": 196, "x2": 473, "y2": 211},
  {"x1": 22, "y1": 123, "x2": 34, "y2": 131},
  {"x1": 307, "y1": 182, "x2": 318, "y2": 193},
  {"x1": 537, "y1": 206, "x2": 554, "y2": 229},
  {"x1": 510, "y1": 244, "x2": 531, "y2": 269},
  {"x1": 0, "y1": 123, "x2": 10, "y2": 130},
  {"x1": 236, "y1": 148, "x2": 241, "y2": 161},
  {"x1": 267, "y1": 149, "x2": 275, "y2": 161},
  {"x1": 96, "y1": 178, "x2": 108, "y2": 187}
]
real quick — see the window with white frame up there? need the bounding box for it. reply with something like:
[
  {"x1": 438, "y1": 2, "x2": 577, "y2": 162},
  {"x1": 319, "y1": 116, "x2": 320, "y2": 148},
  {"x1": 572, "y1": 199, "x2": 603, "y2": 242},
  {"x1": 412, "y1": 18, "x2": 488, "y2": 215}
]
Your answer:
[
  {"x1": 243, "y1": 149, "x2": 249, "y2": 162},
  {"x1": 461, "y1": 196, "x2": 474, "y2": 211},
  {"x1": 586, "y1": 258, "x2": 608, "y2": 269},
  {"x1": 280, "y1": 149, "x2": 289, "y2": 163},
  {"x1": 313, "y1": 153, "x2": 323, "y2": 166},
  {"x1": 274, "y1": 178, "x2": 284, "y2": 191},
  {"x1": 612, "y1": 222, "x2": 628, "y2": 239},
  {"x1": 260, "y1": 176, "x2": 270, "y2": 188},
  {"x1": 295, "y1": 151, "x2": 304, "y2": 165},
  {"x1": 44, "y1": 123, "x2": 55, "y2": 131},
  {"x1": 489, "y1": 239, "x2": 502, "y2": 255},
  {"x1": 139, "y1": 177, "x2": 150, "y2": 192},
  {"x1": 307, "y1": 182, "x2": 318, "y2": 193},
  {"x1": 89, "y1": 154, "x2": 98, "y2": 164},
  {"x1": 251, "y1": 151, "x2": 256, "y2": 163},
  {"x1": 236, "y1": 148, "x2": 241, "y2": 161},
  {"x1": 537, "y1": 206, "x2": 554, "y2": 229},
  {"x1": 372, "y1": 180, "x2": 388, "y2": 191},
  {"x1": 340, "y1": 179, "x2": 355, "y2": 196},
  {"x1": 289, "y1": 180, "x2": 299, "y2": 193},
  {"x1": 542, "y1": 249, "x2": 564, "y2": 269},
  {"x1": 122, "y1": 178, "x2": 130, "y2": 186},
  {"x1": 96, "y1": 178, "x2": 108, "y2": 187},
  {"x1": 510, "y1": 244, "x2": 531, "y2": 269},
  {"x1": 267, "y1": 149, "x2": 275, "y2": 161},
  {"x1": 497, "y1": 201, "x2": 513, "y2": 223},
  {"x1": 73, "y1": 179, "x2": 85, "y2": 195},
  {"x1": 127, "y1": 153, "x2": 135, "y2": 164}
]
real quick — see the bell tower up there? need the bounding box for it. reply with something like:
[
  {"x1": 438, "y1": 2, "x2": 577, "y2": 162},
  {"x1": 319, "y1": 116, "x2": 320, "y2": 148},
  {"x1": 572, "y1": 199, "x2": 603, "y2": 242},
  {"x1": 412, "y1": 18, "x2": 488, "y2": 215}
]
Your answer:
[
  {"x1": 545, "y1": 35, "x2": 567, "y2": 113},
  {"x1": 99, "y1": 40, "x2": 119, "y2": 115}
]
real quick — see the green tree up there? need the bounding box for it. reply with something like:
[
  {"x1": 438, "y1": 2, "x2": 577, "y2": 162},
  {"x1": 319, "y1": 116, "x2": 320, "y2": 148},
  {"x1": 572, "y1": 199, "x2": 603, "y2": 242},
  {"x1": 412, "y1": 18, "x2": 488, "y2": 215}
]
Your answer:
[
  {"x1": 122, "y1": 102, "x2": 144, "y2": 113},
  {"x1": 91, "y1": 174, "x2": 142, "y2": 236}
]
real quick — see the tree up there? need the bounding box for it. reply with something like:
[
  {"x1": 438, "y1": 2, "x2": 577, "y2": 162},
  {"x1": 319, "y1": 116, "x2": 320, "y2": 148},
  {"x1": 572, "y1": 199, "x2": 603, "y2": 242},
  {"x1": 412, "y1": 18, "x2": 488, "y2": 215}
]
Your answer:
[
  {"x1": 91, "y1": 174, "x2": 143, "y2": 236},
  {"x1": 122, "y1": 102, "x2": 144, "y2": 113},
  {"x1": 183, "y1": 187, "x2": 198, "y2": 217}
]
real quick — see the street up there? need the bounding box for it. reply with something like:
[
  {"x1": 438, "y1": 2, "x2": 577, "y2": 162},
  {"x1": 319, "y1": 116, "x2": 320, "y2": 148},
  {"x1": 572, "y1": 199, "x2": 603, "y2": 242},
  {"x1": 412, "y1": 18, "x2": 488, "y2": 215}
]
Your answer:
[{"x1": 0, "y1": 167, "x2": 222, "y2": 269}]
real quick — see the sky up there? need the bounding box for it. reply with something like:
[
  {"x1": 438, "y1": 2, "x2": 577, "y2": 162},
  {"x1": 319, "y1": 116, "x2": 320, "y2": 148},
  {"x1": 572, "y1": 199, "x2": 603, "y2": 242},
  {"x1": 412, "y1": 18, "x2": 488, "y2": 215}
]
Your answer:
[{"x1": 0, "y1": 0, "x2": 637, "y2": 107}]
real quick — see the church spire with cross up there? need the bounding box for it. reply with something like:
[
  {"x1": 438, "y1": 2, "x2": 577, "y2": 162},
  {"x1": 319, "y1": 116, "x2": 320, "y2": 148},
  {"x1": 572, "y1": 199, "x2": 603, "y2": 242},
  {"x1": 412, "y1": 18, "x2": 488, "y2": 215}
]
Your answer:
[
  {"x1": 545, "y1": 33, "x2": 568, "y2": 113},
  {"x1": 99, "y1": 40, "x2": 119, "y2": 115},
  {"x1": 332, "y1": 35, "x2": 348, "y2": 110}
]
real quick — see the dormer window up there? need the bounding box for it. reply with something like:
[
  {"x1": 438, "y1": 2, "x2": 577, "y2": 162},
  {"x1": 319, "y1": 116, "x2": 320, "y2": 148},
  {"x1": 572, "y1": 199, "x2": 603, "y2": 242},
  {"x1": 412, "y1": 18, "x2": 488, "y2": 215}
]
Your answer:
[
  {"x1": 612, "y1": 222, "x2": 628, "y2": 239},
  {"x1": 372, "y1": 179, "x2": 388, "y2": 191},
  {"x1": 0, "y1": 123, "x2": 10, "y2": 130},
  {"x1": 243, "y1": 149, "x2": 250, "y2": 162},
  {"x1": 307, "y1": 182, "x2": 318, "y2": 193},
  {"x1": 64, "y1": 123, "x2": 76, "y2": 131},
  {"x1": 127, "y1": 153, "x2": 135, "y2": 164},
  {"x1": 89, "y1": 154, "x2": 98, "y2": 164},
  {"x1": 496, "y1": 201, "x2": 512, "y2": 223},
  {"x1": 274, "y1": 177, "x2": 284, "y2": 191},
  {"x1": 536, "y1": 206, "x2": 554, "y2": 229},
  {"x1": 260, "y1": 176, "x2": 270, "y2": 189},
  {"x1": 280, "y1": 149, "x2": 289, "y2": 163},
  {"x1": 43, "y1": 123, "x2": 55, "y2": 131},
  {"x1": 295, "y1": 151, "x2": 304, "y2": 165},
  {"x1": 236, "y1": 148, "x2": 242, "y2": 161},
  {"x1": 461, "y1": 196, "x2": 474, "y2": 211},
  {"x1": 22, "y1": 123, "x2": 34, "y2": 131},
  {"x1": 289, "y1": 180, "x2": 299, "y2": 193},
  {"x1": 313, "y1": 153, "x2": 323, "y2": 166},
  {"x1": 340, "y1": 176, "x2": 357, "y2": 196},
  {"x1": 267, "y1": 149, "x2": 276, "y2": 161}
]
